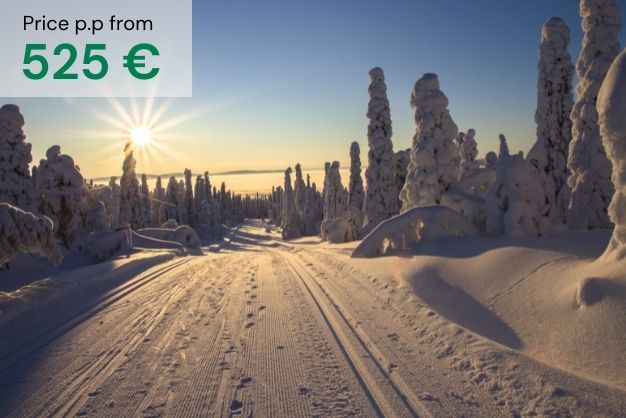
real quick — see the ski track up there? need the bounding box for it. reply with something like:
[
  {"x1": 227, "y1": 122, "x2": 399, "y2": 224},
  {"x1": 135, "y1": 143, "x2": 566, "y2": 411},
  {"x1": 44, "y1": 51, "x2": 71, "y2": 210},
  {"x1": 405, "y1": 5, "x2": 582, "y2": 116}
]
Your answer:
[{"x1": 1, "y1": 221, "x2": 625, "y2": 418}]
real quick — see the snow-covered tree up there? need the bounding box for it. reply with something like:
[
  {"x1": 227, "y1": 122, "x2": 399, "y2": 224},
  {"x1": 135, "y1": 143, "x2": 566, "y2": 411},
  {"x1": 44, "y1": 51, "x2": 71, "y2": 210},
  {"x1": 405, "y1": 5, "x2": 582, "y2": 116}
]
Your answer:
[
  {"x1": 119, "y1": 142, "x2": 142, "y2": 230},
  {"x1": 362, "y1": 67, "x2": 398, "y2": 232},
  {"x1": 526, "y1": 17, "x2": 575, "y2": 225},
  {"x1": 499, "y1": 134, "x2": 510, "y2": 161},
  {"x1": 153, "y1": 176, "x2": 165, "y2": 226},
  {"x1": 36, "y1": 145, "x2": 85, "y2": 246},
  {"x1": 323, "y1": 161, "x2": 347, "y2": 221},
  {"x1": 82, "y1": 187, "x2": 108, "y2": 233},
  {"x1": 139, "y1": 174, "x2": 151, "y2": 228},
  {"x1": 348, "y1": 142, "x2": 364, "y2": 210},
  {"x1": 0, "y1": 104, "x2": 34, "y2": 211},
  {"x1": 302, "y1": 187, "x2": 320, "y2": 236},
  {"x1": 184, "y1": 168, "x2": 194, "y2": 225},
  {"x1": 568, "y1": 0, "x2": 621, "y2": 230},
  {"x1": 400, "y1": 73, "x2": 459, "y2": 210},
  {"x1": 108, "y1": 177, "x2": 121, "y2": 228},
  {"x1": 294, "y1": 163, "x2": 306, "y2": 214},
  {"x1": 598, "y1": 48, "x2": 626, "y2": 260},
  {"x1": 485, "y1": 155, "x2": 549, "y2": 237},
  {"x1": 165, "y1": 175, "x2": 179, "y2": 223},
  {"x1": 393, "y1": 149, "x2": 410, "y2": 210},
  {"x1": 178, "y1": 179, "x2": 187, "y2": 224},
  {"x1": 485, "y1": 151, "x2": 498, "y2": 170},
  {"x1": 0, "y1": 203, "x2": 62, "y2": 266},
  {"x1": 459, "y1": 129, "x2": 480, "y2": 180},
  {"x1": 193, "y1": 174, "x2": 212, "y2": 237},
  {"x1": 281, "y1": 167, "x2": 301, "y2": 239}
]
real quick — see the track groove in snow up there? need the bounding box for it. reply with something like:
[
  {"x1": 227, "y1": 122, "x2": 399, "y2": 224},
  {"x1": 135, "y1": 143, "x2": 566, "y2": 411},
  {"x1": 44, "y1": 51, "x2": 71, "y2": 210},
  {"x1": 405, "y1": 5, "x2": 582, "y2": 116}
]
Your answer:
[{"x1": 281, "y1": 252, "x2": 427, "y2": 418}]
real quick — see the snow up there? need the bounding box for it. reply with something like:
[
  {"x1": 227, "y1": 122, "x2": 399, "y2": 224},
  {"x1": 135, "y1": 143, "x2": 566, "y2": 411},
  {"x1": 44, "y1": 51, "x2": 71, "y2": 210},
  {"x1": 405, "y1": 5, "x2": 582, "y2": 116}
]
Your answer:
[
  {"x1": 1, "y1": 220, "x2": 625, "y2": 417},
  {"x1": 280, "y1": 167, "x2": 302, "y2": 240},
  {"x1": 568, "y1": 0, "x2": 621, "y2": 230},
  {"x1": 498, "y1": 134, "x2": 510, "y2": 161},
  {"x1": 320, "y1": 217, "x2": 355, "y2": 244},
  {"x1": 322, "y1": 161, "x2": 346, "y2": 221},
  {"x1": 352, "y1": 205, "x2": 479, "y2": 258},
  {"x1": 137, "y1": 226, "x2": 202, "y2": 250},
  {"x1": 0, "y1": 203, "x2": 61, "y2": 266},
  {"x1": 528, "y1": 17, "x2": 574, "y2": 225},
  {"x1": 362, "y1": 67, "x2": 398, "y2": 233},
  {"x1": 119, "y1": 142, "x2": 143, "y2": 230},
  {"x1": 35, "y1": 145, "x2": 86, "y2": 246},
  {"x1": 458, "y1": 129, "x2": 479, "y2": 180},
  {"x1": 485, "y1": 155, "x2": 550, "y2": 237},
  {"x1": 347, "y1": 142, "x2": 364, "y2": 211},
  {"x1": 598, "y1": 47, "x2": 626, "y2": 260},
  {"x1": 400, "y1": 73, "x2": 459, "y2": 210},
  {"x1": 0, "y1": 105, "x2": 34, "y2": 212}
]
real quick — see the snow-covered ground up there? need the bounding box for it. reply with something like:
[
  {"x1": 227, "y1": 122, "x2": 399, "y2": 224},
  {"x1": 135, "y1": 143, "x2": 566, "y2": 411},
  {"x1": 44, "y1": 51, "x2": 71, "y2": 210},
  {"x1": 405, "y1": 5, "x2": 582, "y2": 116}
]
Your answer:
[{"x1": 0, "y1": 219, "x2": 624, "y2": 417}]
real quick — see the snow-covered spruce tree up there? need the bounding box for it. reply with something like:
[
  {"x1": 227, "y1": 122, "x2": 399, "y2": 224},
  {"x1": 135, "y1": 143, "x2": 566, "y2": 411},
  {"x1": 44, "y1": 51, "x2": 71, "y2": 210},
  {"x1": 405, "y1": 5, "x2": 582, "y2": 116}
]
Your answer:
[
  {"x1": 0, "y1": 203, "x2": 62, "y2": 266},
  {"x1": 0, "y1": 104, "x2": 34, "y2": 211},
  {"x1": 302, "y1": 188, "x2": 320, "y2": 236},
  {"x1": 485, "y1": 154, "x2": 549, "y2": 237},
  {"x1": 392, "y1": 149, "x2": 410, "y2": 209},
  {"x1": 294, "y1": 163, "x2": 306, "y2": 214},
  {"x1": 193, "y1": 174, "x2": 212, "y2": 237},
  {"x1": 526, "y1": 17, "x2": 575, "y2": 225},
  {"x1": 184, "y1": 168, "x2": 194, "y2": 226},
  {"x1": 323, "y1": 161, "x2": 347, "y2": 221},
  {"x1": 485, "y1": 152, "x2": 498, "y2": 170},
  {"x1": 400, "y1": 73, "x2": 459, "y2": 210},
  {"x1": 178, "y1": 179, "x2": 187, "y2": 224},
  {"x1": 36, "y1": 145, "x2": 86, "y2": 246},
  {"x1": 348, "y1": 142, "x2": 364, "y2": 210},
  {"x1": 281, "y1": 167, "x2": 301, "y2": 239},
  {"x1": 108, "y1": 177, "x2": 121, "y2": 228},
  {"x1": 568, "y1": 0, "x2": 621, "y2": 230},
  {"x1": 598, "y1": 48, "x2": 626, "y2": 260},
  {"x1": 362, "y1": 67, "x2": 398, "y2": 232},
  {"x1": 154, "y1": 176, "x2": 165, "y2": 226},
  {"x1": 119, "y1": 142, "x2": 143, "y2": 230},
  {"x1": 140, "y1": 174, "x2": 151, "y2": 228},
  {"x1": 165, "y1": 175, "x2": 179, "y2": 223},
  {"x1": 82, "y1": 187, "x2": 108, "y2": 233},
  {"x1": 459, "y1": 129, "x2": 480, "y2": 180},
  {"x1": 203, "y1": 171, "x2": 220, "y2": 230},
  {"x1": 499, "y1": 134, "x2": 510, "y2": 161}
]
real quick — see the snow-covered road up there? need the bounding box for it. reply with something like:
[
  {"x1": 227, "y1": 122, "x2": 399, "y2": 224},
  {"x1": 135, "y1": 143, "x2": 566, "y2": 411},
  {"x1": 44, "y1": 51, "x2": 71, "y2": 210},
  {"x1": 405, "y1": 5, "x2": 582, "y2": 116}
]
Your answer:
[{"x1": 1, "y1": 221, "x2": 625, "y2": 417}]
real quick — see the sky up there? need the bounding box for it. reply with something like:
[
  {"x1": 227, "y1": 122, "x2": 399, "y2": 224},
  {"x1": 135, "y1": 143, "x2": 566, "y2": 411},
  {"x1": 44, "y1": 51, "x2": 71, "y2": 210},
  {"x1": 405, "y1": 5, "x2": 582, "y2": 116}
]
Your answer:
[{"x1": 6, "y1": 0, "x2": 626, "y2": 180}]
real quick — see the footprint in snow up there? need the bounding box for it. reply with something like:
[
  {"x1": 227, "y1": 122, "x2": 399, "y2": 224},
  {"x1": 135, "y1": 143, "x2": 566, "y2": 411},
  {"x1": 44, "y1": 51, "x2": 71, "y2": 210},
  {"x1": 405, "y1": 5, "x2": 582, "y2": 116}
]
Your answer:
[
  {"x1": 244, "y1": 322, "x2": 255, "y2": 329},
  {"x1": 238, "y1": 377, "x2": 253, "y2": 388},
  {"x1": 229, "y1": 399, "x2": 243, "y2": 413}
]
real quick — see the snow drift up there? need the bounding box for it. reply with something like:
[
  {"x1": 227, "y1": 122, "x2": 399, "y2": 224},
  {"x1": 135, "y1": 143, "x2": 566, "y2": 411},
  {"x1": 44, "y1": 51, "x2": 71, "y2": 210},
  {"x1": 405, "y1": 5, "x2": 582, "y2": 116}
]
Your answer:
[{"x1": 352, "y1": 205, "x2": 479, "y2": 258}]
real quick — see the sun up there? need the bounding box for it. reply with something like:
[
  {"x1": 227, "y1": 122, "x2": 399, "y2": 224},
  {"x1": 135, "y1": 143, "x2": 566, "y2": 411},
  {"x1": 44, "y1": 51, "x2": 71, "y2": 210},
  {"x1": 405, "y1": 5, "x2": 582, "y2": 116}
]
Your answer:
[{"x1": 131, "y1": 126, "x2": 151, "y2": 147}]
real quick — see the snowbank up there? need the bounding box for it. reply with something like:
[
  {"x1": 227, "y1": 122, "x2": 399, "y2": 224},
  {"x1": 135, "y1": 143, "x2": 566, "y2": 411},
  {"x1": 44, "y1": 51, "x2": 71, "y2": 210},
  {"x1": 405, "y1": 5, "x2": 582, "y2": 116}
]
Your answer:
[
  {"x1": 352, "y1": 205, "x2": 479, "y2": 258},
  {"x1": 390, "y1": 231, "x2": 626, "y2": 389},
  {"x1": 137, "y1": 226, "x2": 202, "y2": 250}
]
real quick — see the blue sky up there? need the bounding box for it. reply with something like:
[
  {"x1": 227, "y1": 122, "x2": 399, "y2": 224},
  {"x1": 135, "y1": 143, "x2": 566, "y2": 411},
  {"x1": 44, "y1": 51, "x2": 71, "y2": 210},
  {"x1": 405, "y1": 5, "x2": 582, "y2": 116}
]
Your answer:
[{"x1": 8, "y1": 0, "x2": 626, "y2": 178}]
